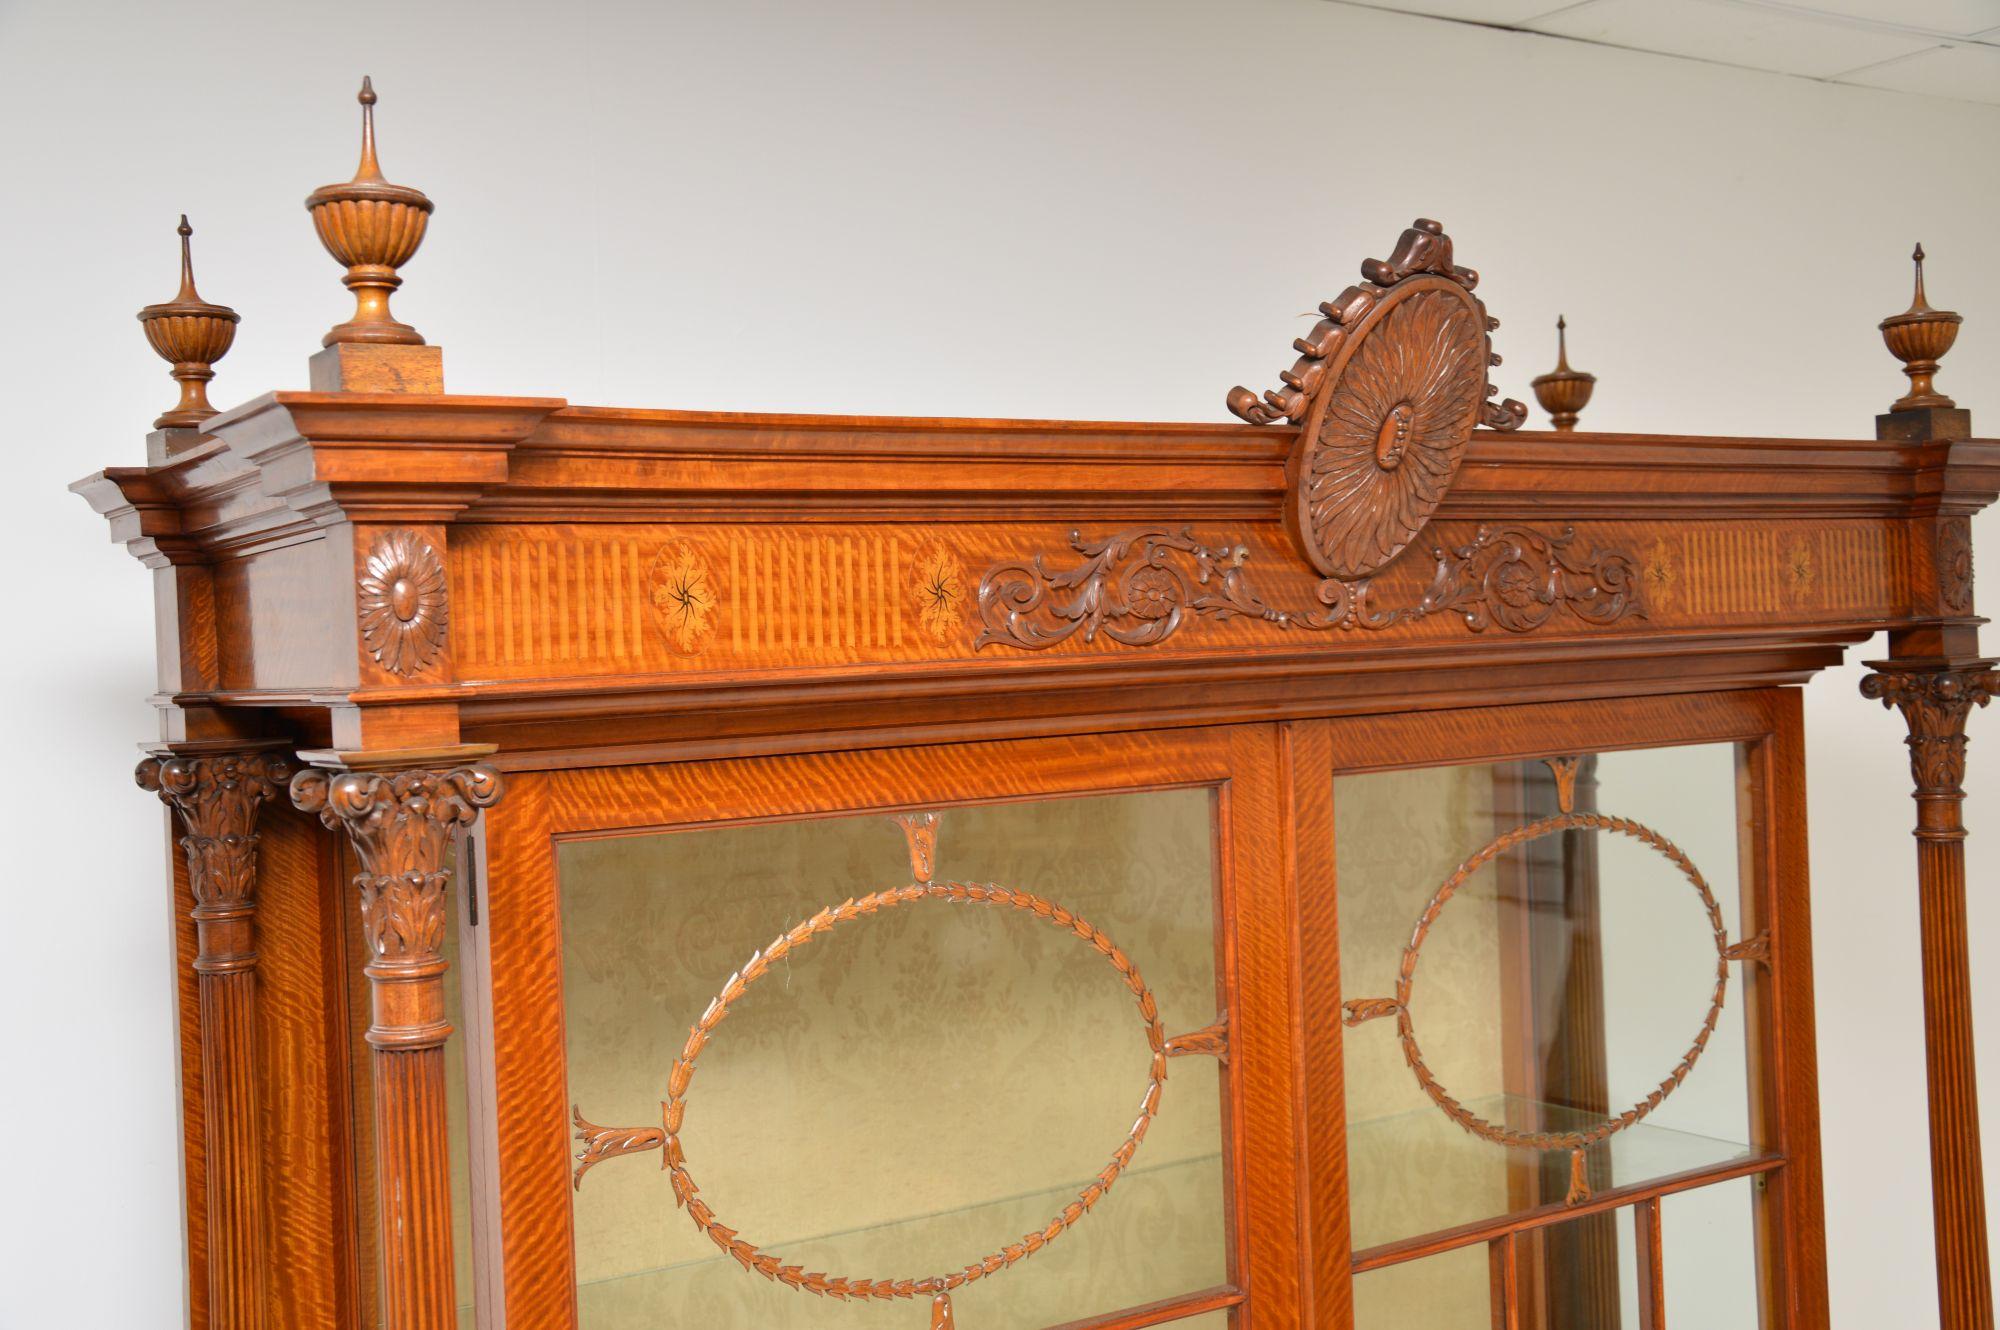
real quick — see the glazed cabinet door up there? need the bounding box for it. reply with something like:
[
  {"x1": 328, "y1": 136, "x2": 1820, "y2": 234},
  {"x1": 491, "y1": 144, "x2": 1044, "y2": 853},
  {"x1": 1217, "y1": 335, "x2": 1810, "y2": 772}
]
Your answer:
[
  {"x1": 1299, "y1": 690, "x2": 1827, "y2": 1330},
  {"x1": 479, "y1": 726, "x2": 1303, "y2": 1330}
]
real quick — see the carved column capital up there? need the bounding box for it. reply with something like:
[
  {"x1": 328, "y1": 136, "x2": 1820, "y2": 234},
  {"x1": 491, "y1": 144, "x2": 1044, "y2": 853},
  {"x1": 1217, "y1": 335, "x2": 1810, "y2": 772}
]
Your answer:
[
  {"x1": 137, "y1": 746, "x2": 295, "y2": 972},
  {"x1": 291, "y1": 761, "x2": 501, "y2": 1049},
  {"x1": 1861, "y1": 665, "x2": 1998, "y2": 805}
]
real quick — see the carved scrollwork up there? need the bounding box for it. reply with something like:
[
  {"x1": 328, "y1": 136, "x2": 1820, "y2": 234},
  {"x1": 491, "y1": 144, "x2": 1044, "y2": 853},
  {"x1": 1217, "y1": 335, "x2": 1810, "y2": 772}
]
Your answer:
[
  {"x1": 1421, "y1": 524, "x2": 1643, "y2": 633},
  {"x1": 974, "y1": 523, "x2": 1643, "y2": 651},
  {"x1": 1228, "y1": 218, "x2": 1526, "y2": 578},
  {"x1": 358, "y1": 528, "x2": 449, "y2": 676}
]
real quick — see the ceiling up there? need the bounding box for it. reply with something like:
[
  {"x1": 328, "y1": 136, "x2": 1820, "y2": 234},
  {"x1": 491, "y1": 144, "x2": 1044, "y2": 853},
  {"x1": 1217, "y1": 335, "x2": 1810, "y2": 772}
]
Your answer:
[{"x1": 1329, "y1": 0, "x2": 2000, "y2": 104}]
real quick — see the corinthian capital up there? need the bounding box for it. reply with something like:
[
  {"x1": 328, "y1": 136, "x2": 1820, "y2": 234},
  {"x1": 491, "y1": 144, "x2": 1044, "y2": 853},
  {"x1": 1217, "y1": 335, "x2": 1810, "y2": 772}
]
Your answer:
[
  {"x1": 291, "y1": 763, "x2": 502, "y2": 966},
  {"x1": 1861, "y1": 666, "x2": 1999, "y2": 797},
  {"x1": 136, "y1": 747, "x2": 295, "y2": 910}
]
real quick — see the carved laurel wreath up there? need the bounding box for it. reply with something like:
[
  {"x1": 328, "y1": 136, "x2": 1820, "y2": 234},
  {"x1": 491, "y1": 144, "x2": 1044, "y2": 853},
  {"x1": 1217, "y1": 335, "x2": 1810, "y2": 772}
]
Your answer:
[
  {"x1": 1340, "y1": 760, "x2": 1768, "y2": 1206},
  {"x1": 1230, "y1": 217, "x2": 1527, "y2": 579},
  {"x1": 568, "y1": 812, "x2": 1227, "y2": 1327}
]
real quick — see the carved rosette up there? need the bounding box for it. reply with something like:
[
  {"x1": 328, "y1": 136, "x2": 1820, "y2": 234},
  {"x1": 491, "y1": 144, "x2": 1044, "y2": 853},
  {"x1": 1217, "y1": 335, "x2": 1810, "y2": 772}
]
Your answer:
[
  {"x1": 1861, "y1": 668, "x2": 1998, "y2": 800},
  {"x1": 1228, "y1": 219, "x2": 1526, "y2": 579},
  {"x1": 291, "y1": 764, "x2": 501, "y2": 1046},
  {"x1": 137, "y1": 749, "x2": 295, "y2": 965},
  {"x1": 647, "y1": 541, "x2": 719, "y2": 655},
  {"x1": 358, "y1": 528, "x2": 449, "y2": 676}
]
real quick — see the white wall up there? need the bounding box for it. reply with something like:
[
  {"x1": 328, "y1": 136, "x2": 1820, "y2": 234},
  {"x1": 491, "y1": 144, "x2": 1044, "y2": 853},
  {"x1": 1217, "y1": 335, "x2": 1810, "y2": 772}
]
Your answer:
[{"x1": 2, "y1": 1, "x2": 1995, "y2": 1326}]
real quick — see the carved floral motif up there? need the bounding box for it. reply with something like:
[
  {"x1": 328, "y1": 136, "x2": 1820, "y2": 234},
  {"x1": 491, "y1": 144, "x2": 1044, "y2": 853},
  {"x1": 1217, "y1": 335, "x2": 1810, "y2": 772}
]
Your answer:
[
  {"x1": 910, "y1": 544, "x2": 966, "y2": 643},
  {"x1": 358, "y1": 529, "x2": 449, "y2": 676},
  {"x1": 648, "y1": 542, "x2": 718, "y2": 655},
  {"x1": 1861, "y1": 668, "x2": 1999, "y2": 798},
  {"x1": 974, "y1": 524, "x2": 1643, "y2": 651}
]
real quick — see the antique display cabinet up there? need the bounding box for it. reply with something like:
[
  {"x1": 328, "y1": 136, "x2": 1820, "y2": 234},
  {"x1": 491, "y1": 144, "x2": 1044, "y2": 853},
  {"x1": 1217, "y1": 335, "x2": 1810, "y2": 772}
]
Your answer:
[{"x1": 78, "y1": 82, "x2": 2000, "y2": 1330}]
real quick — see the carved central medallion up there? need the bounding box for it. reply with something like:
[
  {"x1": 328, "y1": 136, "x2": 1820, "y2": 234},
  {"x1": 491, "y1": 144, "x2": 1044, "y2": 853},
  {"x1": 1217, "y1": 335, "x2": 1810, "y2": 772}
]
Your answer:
[
  {"x1": 1228, "y1": 218, "x2": 1526, "y2": 582},
  {"x1": 1294, "y1": 282, "x2": 1487, "y2": 579}
]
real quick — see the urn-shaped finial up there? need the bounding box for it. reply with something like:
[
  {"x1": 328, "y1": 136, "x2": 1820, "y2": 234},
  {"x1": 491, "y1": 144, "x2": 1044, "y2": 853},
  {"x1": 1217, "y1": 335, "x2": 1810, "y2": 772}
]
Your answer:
[
  {"x1": 1879, "y1": 244, "x2": 1961, "y2": 412},
  {"x1": 306, "y1": 76, "x2": 434, "y2": 347},
  {"x1": 136, "y1": 216, "x2": 239, "y2": 429},
  {"x1": 1530, "y1": 315, "x2": 1595, "y2": 432}
]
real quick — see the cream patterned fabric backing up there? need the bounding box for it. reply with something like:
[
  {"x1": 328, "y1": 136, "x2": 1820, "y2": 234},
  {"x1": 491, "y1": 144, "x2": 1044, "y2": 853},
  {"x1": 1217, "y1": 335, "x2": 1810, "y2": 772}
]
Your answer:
[{"x1": 560, "y1": 788, "x2": 1227, "y2": 1328}]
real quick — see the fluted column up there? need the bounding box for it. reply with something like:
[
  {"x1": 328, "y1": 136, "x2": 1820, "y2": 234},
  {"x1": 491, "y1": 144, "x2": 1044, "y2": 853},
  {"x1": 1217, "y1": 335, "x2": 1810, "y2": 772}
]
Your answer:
[
  {"x1": 1862, "y1": 664, "x2": 1998, "y2": 1330},
  {"x1": 291, "y1": 757, "x2": 499, "y2": 1330},
  {"x1": 136, "y1": 744, "x2": 294, "y2": 1330}
]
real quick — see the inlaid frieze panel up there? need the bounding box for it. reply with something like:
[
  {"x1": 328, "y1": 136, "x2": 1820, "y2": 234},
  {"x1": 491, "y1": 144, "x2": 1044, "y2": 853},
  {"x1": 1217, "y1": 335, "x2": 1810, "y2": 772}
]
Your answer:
[{"x1": 446, "y1": 519, "x2": 1917, "y2": 683}]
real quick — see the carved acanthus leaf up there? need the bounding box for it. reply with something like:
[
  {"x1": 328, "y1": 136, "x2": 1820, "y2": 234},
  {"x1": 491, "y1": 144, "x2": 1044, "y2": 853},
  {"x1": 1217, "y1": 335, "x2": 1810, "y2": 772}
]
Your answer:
[
  {"x1": 136, "y1": 749, "x2": 295, "y2": 910},
  {"x1": 1861, "y1": 668, "x2": 1999, "y2": 797},
  {"x1": 290, "y1": 764, "x2": 502, "y2": 964}
]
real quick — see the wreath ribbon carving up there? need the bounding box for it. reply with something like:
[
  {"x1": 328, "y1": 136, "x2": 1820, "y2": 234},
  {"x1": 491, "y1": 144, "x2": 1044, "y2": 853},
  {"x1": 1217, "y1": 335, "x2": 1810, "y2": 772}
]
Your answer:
[
  {"x1": 1339, "y1": 756, "x2": 1769, "y2": 1206},
  {"x1": 570, "y1": 810, "x2": 1228, "y2": 1326}
]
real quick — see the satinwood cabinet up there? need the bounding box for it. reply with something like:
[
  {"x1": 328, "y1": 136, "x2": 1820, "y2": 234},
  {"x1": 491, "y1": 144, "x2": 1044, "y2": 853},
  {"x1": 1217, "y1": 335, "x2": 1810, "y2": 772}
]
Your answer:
[{"x1": 78, "y1": 82, "x2": 1999, "y2": 1330}]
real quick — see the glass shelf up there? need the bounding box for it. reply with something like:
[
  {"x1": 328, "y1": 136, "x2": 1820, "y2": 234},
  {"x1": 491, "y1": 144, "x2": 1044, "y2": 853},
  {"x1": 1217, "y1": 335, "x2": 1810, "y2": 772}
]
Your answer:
[
  {"x1": 1347, "y1": 1093, "x2": 1754, "y2": 1253},
  {"x1": 575, "y1": 1151, "x2": 1227, "y2": 1328}
]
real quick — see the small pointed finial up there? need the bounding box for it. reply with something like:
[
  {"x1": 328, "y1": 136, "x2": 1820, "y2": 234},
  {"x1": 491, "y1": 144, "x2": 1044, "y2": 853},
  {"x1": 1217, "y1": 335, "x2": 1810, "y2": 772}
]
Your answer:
[
  {"x1": 353, "y1": 76, "x2": 384, "y2": 182},
  {"x1": 307, "y1": 77, "x2": 434, "y2": 346},
  {"x1": 175, "y1": 214, "x2": 199, "y2": 301},
  {"x1": 137, "y1": 215, "x2": 239, "y2": 429},
  {"x1": 1531, "y1": 313, "x2": 1595, "y2": 432},
  {"x1": 1905, "y1": 243, "x2": 1935, "y2": 314},
  {"x1": 1880, "y1": 242, "x2": 1960, "y2": 413}
]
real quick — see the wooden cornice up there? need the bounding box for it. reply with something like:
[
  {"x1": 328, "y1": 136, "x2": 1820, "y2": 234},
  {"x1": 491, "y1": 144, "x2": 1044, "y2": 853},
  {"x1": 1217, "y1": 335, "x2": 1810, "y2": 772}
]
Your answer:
[
  {"x1": 464, "y1": 407, "x2": 2000, "y2": 525},
  {"x1": 205, "y1": 390, "x2": 566, "y2": 529},
  {"x1": 80, "y1": 396, "x2": 2000, "y2": 546}
]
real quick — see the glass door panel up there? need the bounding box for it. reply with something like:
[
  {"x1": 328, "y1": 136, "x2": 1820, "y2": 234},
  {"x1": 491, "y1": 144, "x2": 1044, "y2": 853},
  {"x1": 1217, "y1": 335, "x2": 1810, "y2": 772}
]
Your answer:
[
  {"x1": 1353, "y1": 1243, "x2": 1492, "y2": 1328},
  {"x1": 1336, "y1": 743, "x2": 1766, "y2": 1255},
  {"x1": 561, "y1": 787, "x2": 1230, "y2": 1329}
]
